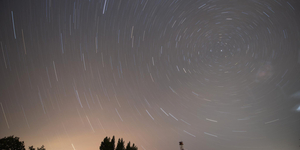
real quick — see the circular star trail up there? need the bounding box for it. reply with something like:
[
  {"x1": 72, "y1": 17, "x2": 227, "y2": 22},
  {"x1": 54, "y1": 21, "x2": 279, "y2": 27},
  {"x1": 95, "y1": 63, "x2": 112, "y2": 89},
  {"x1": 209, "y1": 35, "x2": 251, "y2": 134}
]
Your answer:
[{"x1": 0, "y1": 0, "x2": 300, "y2": 150}]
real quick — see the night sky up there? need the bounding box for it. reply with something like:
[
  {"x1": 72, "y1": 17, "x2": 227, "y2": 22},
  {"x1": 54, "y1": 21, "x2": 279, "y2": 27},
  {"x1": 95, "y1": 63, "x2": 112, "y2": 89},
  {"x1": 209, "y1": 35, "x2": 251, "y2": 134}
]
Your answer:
[{"x1": 1, "y1": 0, "x2": 300, "y2": 150}]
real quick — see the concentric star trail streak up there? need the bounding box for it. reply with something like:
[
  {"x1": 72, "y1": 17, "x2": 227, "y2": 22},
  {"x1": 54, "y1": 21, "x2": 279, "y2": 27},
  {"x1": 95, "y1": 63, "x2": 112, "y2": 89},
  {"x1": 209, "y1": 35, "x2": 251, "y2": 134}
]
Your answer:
[{"x1": 0, "y1": 0, "x2": 300, "y2": 150}]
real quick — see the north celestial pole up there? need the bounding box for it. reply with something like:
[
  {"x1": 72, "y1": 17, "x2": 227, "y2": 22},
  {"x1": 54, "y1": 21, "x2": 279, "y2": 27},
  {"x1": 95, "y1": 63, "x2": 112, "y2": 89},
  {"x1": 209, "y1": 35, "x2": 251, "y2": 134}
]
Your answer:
[{"x1": 0, "y1": 0, "x2": 300, "y2": 150}]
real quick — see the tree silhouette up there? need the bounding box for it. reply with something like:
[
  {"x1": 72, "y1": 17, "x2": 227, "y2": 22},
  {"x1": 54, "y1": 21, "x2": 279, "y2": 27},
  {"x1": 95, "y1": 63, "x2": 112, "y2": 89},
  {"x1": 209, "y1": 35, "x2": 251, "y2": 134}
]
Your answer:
[
  {"x1": 100, "y1": 136, "x2": 137, "y2": 150},
  {"x1": 125, "y1": 142, "x2": 137, "y2": 150},
  {"x1": 125, "y1": 142, "x2": 131, "y2": 150},
  {"x1": 100, "y1": 136, "x2": 111, "y2": 150},
  {"x1": 29, "y1": 145, "x2": 45, "y2": 150},
  {"x1": 0, "y1": 135, "x2": 25, "y2": 150},
  {"x1": 116, "y1": 138, "x2": 125, "y2": 150},
  {"x1": 37, "y1": 145, "x2": 46, "y2": 150},
  {"x1": 109, "y1": 136, "x2": 115, "y2": 150},
  {"x1": 0, "y1": 135, "x2": 45, "y2": 150},
  {"x1": 29, "y1": 146, "x2": 35, "y2": 150},
  {"x1": 130, "y1": 143, "x2": 137, "y2": 150}
]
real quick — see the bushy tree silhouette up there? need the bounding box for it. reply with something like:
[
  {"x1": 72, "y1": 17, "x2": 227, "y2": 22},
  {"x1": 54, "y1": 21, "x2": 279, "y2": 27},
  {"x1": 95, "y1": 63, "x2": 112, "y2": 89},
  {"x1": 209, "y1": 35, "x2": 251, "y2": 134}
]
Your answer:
[
  {"x1": 37, "y1": 145, "x2": 46, "y2": 150},
  {"x1": 125, "y1": 142, "x2": 137, "y2": 150},
  {"x1": 100, "y1": 136, "x2": 137, "y2": 150},
  {"x1": 0, "y1": 135, "x2": 45, "y2": 150},
  {"x1": 29, "y1": 145, "x2": 46, "y2": 150},
  {"x1": 0, "y1": 135, "x2": 25, "y2": 150},
  {"x1": 29, "y1": 145, "x2": 35, "y2": 150},
  {"x1": 130, "y1": 143, "x2": 137, "y2": 150}
]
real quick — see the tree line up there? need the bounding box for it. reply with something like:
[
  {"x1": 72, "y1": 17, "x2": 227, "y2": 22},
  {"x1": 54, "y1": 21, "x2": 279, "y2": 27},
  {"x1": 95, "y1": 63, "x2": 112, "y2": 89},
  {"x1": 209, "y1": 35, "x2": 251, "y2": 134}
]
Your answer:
[
  {"x1": 100, "y1": 136, "x2": 137, "y2": 150},
  {"x1": 0, "y1": 135, "x2": 45, "y2": 150},
  {"x1": 0, "y1": 135, "x2": 138, "y2": 150}
]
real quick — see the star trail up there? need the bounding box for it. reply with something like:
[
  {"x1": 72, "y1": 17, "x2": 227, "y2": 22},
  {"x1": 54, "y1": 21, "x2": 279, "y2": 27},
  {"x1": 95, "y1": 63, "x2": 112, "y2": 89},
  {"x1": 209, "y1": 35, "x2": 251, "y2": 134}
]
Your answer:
[{"x1": 0, "y1": 0, "x2": 300, "y2": 150}]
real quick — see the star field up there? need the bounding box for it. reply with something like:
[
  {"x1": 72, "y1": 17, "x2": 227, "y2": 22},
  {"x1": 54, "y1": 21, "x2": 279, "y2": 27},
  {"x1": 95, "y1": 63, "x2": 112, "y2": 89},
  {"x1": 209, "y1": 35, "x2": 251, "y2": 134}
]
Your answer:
[{"x1": 1, "y1": 0, "x2": 300, "y2": 150}]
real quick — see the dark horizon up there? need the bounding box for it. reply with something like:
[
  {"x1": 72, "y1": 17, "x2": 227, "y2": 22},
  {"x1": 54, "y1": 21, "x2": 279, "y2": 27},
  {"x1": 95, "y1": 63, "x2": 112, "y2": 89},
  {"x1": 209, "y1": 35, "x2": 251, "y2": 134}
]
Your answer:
[{"x1": 1, "y1": 0, "x2": 300, "y2": 150}]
